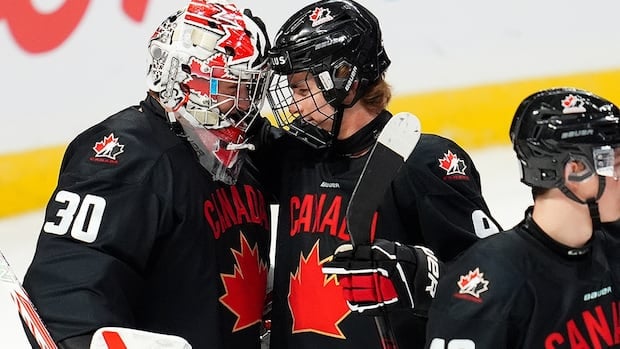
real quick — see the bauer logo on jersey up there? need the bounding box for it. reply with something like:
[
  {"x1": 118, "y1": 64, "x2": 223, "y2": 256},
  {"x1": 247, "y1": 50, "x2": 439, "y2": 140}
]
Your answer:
[
  {"x1": 91, "y1": 133, "x2": 124, "y2": 163},
  {"x1": 309, "y1": 7, "x2": 334, "y2": 27},
  {"x1": 438, "y1": 150, "x2": 469, "y2": 180},
  {"x1": 454, "y1": 267, "x2": 489, "y2": 303}
]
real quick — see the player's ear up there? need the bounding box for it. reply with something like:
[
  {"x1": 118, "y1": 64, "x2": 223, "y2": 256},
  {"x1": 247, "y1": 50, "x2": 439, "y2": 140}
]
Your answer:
[{"x1": 565, "y1": 158, "x2": 593, "y2": 183}]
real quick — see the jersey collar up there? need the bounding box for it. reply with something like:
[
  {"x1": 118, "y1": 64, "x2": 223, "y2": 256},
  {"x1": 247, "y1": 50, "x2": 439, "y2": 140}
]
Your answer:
[{"x1": 522, "y1": 207, "x2": 593, "y2": 258}]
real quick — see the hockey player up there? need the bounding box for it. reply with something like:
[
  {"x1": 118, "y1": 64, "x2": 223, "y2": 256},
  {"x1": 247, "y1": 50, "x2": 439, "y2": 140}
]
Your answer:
[
  {"x1": 252, "y1": 0, "x2": 501, "y2": 347},
  {"x1": 21, "y1": 2, "x2": 273, "y2": 348},
  {"x1": 425, "y1": 88, "x2": 620, "y2": 348}
]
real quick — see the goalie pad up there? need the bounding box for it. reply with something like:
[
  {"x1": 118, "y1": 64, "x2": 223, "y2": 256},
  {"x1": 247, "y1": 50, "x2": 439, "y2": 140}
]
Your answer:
[{"x1": 89, "y1": 327, "x2": 191, "y2": 349}]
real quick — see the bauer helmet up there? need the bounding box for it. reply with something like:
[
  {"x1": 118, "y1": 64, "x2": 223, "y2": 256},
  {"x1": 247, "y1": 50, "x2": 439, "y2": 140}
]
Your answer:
[
  {"x1": 146, "y1": 0, "x2": 270, "y2": 184},
  {"x1": 510, "y1": 87, "x2": 620, "y2": 191},
  {"x1": 266, "y1": 0, "x2": 390, "y2": 148}
]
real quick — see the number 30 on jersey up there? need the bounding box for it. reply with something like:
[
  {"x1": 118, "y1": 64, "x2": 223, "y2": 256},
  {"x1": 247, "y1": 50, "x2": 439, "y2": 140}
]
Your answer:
[{"x1": 43, "y1": 190, "x2": 106, "y2": 243}]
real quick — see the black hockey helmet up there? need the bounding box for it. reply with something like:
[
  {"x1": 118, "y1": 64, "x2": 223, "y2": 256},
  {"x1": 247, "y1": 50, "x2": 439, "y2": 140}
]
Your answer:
[
  {"x1": 510, "y1": 87, "x2": 620, "y2": 190},
  {"x1": 266, "y1": 0, "x2": 390, "y2": 148},
  {"x1": 270, "y1": 0, "x2": 389, "y2": 104}
]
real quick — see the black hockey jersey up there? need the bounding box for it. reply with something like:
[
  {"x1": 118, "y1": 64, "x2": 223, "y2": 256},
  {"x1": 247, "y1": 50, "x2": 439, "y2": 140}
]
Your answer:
[
  {"x1": 22, "y1": 96, "x2": 271, "y2": 348},
  {"x1": 426, "y1": 210, "x2": 620, "y2": 348},
  {"x1": 257, "y1": 111, "x2": 500, "y2": 349}
]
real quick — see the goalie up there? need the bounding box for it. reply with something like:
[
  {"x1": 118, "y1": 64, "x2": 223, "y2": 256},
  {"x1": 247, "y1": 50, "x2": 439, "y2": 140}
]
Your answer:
[{"x1": 21, "y1": 1, "x2": 273, "y2": 348}]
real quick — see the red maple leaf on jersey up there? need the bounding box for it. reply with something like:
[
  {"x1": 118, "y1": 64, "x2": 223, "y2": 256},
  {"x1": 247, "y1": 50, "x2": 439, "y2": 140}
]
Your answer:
[
  {"x1": 220, "y1": 234, "x2": 268, "y2": 331},
  {"x1": 288, "y1": 241, "x2": 350, "y2": 338}
]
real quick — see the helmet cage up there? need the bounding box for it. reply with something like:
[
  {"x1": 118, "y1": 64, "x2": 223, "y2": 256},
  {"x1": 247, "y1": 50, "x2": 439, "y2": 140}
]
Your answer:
[
  {"x1": 267, "y1": 69, "x2": 342, "y2": 148},
  {"x1": 179, "y1": 62, "x2": 270, "y2": 130}
]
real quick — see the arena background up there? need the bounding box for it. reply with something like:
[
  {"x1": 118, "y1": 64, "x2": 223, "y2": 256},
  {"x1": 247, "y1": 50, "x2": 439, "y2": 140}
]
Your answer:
[
  {"x1": 0, "y1": 0, "x2": 620, "y2": 217},
  {"x1": 1, "y1": 1, "x2": 620, "y2": 347},
  {"x1": 2, "y1": 0, "x2": 620, "y2": 218}
]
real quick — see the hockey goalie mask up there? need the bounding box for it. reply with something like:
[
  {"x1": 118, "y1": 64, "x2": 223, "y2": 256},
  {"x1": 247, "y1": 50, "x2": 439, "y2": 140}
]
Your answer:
[{"x1": 146, "y1": 1, "x2": 270, "y2": 184}]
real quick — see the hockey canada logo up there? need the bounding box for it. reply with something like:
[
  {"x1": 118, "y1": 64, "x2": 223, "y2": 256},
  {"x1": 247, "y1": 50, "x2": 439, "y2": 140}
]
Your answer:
[
  {"x1": 455, "y1": 267, "x2": 489, "y2": 303},
  {"x1": 309, "y1": 7, "x2": 334, "y2": 27},
  {"x1": 438, "y1": 150, "x2": 468, "y2": 179},
  {"x1": 561, "y1": 94, "x2": 587, "y2": 114},
  {"x1": 91, "y1": 133, "x2": 124, "y2": 163}
]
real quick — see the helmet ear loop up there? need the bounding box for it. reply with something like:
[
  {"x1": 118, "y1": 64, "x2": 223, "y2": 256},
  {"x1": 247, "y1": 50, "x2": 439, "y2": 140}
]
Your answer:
[
  {"x1": 562, "y1": 158, "x2": 608, "y2": 201},
  {"x1": 560, "y1": 160, "x2": 605, "y2": 230}
]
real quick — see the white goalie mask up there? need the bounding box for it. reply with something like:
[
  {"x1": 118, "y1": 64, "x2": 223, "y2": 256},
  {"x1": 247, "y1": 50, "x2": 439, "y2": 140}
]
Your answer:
[{"x1": 146, "y1": 0, "x2": 270, "y2": 184}]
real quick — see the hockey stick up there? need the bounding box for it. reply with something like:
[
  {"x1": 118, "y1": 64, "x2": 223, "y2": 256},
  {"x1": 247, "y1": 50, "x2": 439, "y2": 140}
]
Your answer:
[
  {"x1": 346, "y1": 112, "x2": 421, "y2": 349},
  {"x1": 0, "y1": 249, "x2": 58, "y2": 349}
]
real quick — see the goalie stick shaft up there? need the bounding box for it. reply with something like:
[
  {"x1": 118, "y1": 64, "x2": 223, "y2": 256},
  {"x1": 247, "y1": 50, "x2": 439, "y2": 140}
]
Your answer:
[
  {"x1": 0, "y1": 249, "x2": 57, "y2": 349},
  {"x1": 346, "y1": 112, "x2": 421, "y2": 349}
]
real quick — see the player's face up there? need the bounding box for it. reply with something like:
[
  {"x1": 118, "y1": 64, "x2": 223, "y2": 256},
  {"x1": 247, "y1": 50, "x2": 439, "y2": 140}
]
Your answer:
[
  {"x1": 215, "y1": 80, "x2": 251, "y2": 116},
  {"x1": 286, "y1": 72, "x2": 335, "y2": 132}
]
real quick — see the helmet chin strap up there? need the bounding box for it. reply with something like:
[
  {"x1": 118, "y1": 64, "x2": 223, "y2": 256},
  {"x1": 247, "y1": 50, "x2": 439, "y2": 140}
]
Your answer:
[
  {"x1": 330, "y1": 108, "x2": 345, "y2": 147},
  {"x1": 559, "y1": 175, "x2": 606, "y2": 230},
  {"x1": 586, "y1": 198, "x2": 602, "y2": 231},
  {"x1": 328, "y1": 76, "x2": 363, "y2": 144}
]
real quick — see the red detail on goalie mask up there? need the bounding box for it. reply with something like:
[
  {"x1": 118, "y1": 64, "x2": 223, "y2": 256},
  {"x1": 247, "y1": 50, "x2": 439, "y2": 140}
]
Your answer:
[{"x1": 184, "y1": 1, "x2": 255, "y2": 64}]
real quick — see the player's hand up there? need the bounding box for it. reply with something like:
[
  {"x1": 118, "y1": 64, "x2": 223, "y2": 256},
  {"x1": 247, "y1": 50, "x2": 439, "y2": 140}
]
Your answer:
[{"x1": 322, "y1": 239, "x2": 441, "y2": 317}]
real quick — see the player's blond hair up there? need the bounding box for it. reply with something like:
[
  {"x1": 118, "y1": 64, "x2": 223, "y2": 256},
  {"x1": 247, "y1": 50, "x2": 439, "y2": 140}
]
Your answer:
[{"x1": 360, "y1": 76, "x2": 392, "y2": 115}]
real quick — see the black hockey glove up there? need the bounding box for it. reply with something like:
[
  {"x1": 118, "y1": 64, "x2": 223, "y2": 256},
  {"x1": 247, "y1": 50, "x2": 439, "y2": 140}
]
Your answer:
[{"x1": 322, "y1": 239, "x2": 441, "y2": 317}]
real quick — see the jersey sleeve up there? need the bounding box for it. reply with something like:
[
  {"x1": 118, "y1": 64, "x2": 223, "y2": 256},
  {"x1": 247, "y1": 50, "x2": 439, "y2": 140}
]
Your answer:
[
  {"x1": 425, "y1": 235, "x2": 530, "y2": 349},
  {"x1": 22, "y1": 125, "x2": 178, "y2": 342},
  {"x1": 385, "y1": 134, "x2": 502, "y2": 262}
]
